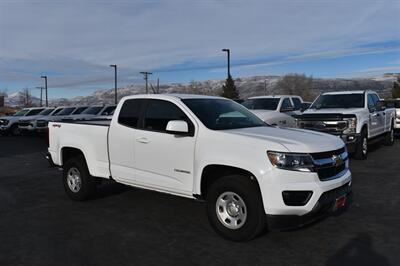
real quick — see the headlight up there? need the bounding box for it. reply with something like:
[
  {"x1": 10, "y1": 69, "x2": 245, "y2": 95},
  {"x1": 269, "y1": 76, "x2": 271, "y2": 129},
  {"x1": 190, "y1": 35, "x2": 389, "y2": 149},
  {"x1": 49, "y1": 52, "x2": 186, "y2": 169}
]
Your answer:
[
  {"x1": 0, "y1": 119, "x2": 9, "y2": 125},
  {"x1": 267, "y1": 151, "x2": 314, "y2": 172},
  {"x1": 343, "y1": 117, "x2": 357, "y2": 134}
]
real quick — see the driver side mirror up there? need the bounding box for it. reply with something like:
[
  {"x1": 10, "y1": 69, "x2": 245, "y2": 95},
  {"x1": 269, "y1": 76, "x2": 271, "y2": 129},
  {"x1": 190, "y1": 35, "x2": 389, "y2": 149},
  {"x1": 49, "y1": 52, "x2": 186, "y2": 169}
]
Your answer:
[
  {"x1": 376, "y1": 101, "x2": 386, "y2": 111},
  {"x1": 166, "y1": 120, "x2": 189, "y2": 135}
]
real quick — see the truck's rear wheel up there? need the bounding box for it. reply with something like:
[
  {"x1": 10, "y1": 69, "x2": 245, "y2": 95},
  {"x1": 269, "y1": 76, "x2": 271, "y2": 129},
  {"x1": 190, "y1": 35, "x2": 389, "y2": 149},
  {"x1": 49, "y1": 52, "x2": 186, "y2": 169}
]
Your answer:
[
  {"x1": 63, "y1": 156, "x2": 97, "y2": 201},
  {"x1": 206, "y1": 175, "x2": 266, "y2": 242},
  {"x1": 354, "y1": 129, "x2": 368, "y2": 160},
  {"x1": 384, "y1": 123, "x2": 394, "y2": 146}
]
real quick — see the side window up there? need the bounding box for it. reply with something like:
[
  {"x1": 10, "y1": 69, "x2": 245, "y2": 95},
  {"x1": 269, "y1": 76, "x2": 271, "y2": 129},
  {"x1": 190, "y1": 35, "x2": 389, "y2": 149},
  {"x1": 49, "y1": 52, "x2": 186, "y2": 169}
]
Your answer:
[
  {"x1": 280, "y1": 98, "x2": 293, "y2": 111},
  {"x1": 144, "y1": 100, "x2": 189, "y2": 132},
  {"x1": 371, "y1": 94, "x2": 380, "y2": 106},
  {"x1": 367, "y1": 94, "x2": 376, "y2": 109},
  {"x1": 118, "y1": 99, "x2": 144, "y2": 128},
  {"x1": 291, "y1": 98, "x2": 302, "y2": 110}
]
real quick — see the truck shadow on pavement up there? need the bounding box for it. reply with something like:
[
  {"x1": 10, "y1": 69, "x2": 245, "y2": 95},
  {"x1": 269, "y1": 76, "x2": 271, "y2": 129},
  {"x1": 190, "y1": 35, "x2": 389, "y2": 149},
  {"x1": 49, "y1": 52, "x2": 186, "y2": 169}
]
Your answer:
[
  {"x1": 94, "y1": 181, "x2": 133, "y2": 199},
  {"x1": 325, "y1": 232, "x2": 390, "y2": 266}
]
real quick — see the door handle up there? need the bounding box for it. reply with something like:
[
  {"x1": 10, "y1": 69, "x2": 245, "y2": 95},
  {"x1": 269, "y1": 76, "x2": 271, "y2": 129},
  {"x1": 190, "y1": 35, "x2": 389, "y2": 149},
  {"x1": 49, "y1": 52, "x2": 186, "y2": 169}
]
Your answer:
[{"x1": 136, "y1": 137, "x2": 150, "y2": 144}]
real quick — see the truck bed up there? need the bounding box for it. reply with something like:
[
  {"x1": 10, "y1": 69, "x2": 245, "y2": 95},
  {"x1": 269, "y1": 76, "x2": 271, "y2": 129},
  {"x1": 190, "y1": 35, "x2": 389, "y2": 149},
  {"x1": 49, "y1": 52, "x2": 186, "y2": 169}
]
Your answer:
[{"x1": 48, "y1": 119, "x2": 111, "y2": 178}]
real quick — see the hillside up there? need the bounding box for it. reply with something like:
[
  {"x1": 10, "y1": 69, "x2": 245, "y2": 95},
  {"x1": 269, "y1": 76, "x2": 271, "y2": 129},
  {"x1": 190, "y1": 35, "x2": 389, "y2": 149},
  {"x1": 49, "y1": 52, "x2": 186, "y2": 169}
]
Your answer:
[{"x1": 4, "y1": 73, "x2": 399, "y2": 107}]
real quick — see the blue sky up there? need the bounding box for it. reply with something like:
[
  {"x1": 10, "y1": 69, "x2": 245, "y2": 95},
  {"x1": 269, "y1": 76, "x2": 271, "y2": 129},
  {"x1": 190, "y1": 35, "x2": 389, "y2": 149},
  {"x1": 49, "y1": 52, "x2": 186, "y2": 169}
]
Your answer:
[{"x1": 0, "y1": 0, "x2": 399, "y2": 99}]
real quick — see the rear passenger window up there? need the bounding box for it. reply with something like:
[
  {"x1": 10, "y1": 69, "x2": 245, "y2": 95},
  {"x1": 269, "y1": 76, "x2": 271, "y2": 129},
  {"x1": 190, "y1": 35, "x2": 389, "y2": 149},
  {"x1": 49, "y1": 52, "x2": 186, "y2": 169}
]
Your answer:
[
  {"x1": 144, "y1": 100, "x2": 189, "y2": 132},
  {"x1": 118, "y1": 99, "x2": 143, "y2": 128}
]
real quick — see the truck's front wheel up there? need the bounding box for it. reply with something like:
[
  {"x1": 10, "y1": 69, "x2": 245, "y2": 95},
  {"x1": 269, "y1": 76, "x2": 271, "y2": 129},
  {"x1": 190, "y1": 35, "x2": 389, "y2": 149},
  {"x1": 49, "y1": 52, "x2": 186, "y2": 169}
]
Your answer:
[
  {"x1": 354, "y1": 129, "x2": 368, "y2": 160},
  {"x1": 206, "y1": 175, "x2": 266, "y2": 242},
  {"x1": 63, "y1": 156, "x2": 97, "y2": 201}
]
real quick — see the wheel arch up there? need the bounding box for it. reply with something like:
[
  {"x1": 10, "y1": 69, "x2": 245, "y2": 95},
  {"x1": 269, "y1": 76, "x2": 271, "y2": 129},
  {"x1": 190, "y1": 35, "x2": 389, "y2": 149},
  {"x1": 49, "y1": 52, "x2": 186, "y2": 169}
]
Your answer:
[
  {"x1": 198, "y1": 164, "x2": 261, "y2": 200},
  {"x1": 61, "y1": 146, "x2": 87, "y2": 167}
]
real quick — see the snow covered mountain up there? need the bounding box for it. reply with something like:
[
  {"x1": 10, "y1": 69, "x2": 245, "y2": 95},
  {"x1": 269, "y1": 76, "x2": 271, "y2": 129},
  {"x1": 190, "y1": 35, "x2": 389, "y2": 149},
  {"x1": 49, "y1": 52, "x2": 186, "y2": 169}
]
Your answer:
[
  {"x1": 5, "y1": 91, "x2": 41, "y2": 107},
  {"x1": 4, "y1": 73, "x2": 399, "y2": 107}
]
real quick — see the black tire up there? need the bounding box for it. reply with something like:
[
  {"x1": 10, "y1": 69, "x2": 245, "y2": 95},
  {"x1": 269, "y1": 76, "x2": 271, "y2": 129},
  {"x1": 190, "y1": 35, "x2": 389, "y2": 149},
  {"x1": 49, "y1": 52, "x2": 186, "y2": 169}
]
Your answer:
[
  {"x1": 354, "y1": 128, "x2": 368, "y2": 160},
  {"x1": 384, "y1": 122, "x2": 395, "y2": 146},
  {"x1": 63, "y1": 155, "x2": 97, "y2": 201},
  {"x1": 10, "y1": 124, "x2": 20, "y2": 136},
  {"x1": 206, "y1": 175, "x2": 266, "y2": 242}
]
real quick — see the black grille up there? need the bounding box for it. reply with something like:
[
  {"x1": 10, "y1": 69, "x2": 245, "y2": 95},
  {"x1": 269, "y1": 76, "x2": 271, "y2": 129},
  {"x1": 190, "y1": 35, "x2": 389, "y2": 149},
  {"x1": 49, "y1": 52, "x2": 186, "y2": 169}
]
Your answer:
[
  {"x1": 19, "y1": 121, "x2": 32, "y2": 127},
  {"x1": 317, "y1": 164, "x2": 346, "y2": 181},
  {"x1": 311, "y1": 147, "x2": 345, "y2": 160},
  {"x1": 36, "y1": 121, "x2": 47, "y2": 127}
]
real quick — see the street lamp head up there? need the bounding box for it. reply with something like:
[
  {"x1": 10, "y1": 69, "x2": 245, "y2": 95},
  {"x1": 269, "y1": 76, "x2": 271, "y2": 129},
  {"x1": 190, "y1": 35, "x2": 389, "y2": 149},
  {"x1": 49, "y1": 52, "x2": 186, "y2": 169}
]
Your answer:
[
  {"x1": 222, "y1": 49, "x2": 230, "y2": 52},
  {"x1": 110, "y1": 64, "x2": 117, "y2": 67},
  {"x1": 41, "y1": 75, "x2": 47, "y2": 79}
]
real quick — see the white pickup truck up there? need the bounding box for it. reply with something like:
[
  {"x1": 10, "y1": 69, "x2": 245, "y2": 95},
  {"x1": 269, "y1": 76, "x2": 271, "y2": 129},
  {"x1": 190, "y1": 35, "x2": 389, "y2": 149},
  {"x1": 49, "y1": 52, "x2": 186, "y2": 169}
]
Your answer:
[
  {"x1": 47, "y1": 94, "x2": 352, "y2": 241},
  {"x1": 242, "y1": 95, "x2": 303, "y2": 127},
  {"x1": 384, "y1": 99, "x2": 400, "y2": 131},
  {"x1": 296, "y1": 90, "x2": 395, "y2": 159}
]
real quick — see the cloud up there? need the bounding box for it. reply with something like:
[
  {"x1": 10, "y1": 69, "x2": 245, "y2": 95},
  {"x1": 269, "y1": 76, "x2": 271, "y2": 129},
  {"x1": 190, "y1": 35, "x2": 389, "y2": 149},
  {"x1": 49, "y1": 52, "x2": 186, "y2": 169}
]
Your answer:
[{"x1": 0, "y1": 0, "x2": 399, "y2": 91}]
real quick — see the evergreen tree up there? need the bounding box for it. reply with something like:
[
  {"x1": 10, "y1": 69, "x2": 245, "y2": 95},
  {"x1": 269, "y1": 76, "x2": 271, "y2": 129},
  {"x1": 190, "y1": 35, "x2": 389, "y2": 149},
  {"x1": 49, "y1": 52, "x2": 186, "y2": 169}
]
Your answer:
[
  {"x1": 392, "y1": 77, "x2": 400, "y2": 98},
  {"x1": 220, "y1": 75, "x2": 239, "y2": 99}
]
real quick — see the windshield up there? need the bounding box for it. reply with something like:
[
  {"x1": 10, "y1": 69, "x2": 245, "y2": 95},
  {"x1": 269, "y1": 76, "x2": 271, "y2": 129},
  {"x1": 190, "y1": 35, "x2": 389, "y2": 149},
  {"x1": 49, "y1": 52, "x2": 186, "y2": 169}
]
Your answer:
[
  {"x1": 82, "y1": 106, "x2": 103, "y2": 115},
  {"x1": 50, "y1": 108, "x2": 63, "y2": 116},
  {"x1": 38, "y1": 108, "x2": 55, "y2": 116},
  {"x1": 311, "y1": 94, "x2": 364, "y2": 109},
  {"x1": 13, "y1": 109, "x2": 30, "y2": 116},
  {"x1": 242, "y1": 98, "x2": 280, "y2": 110},
  {"x1": 57, "y1": 107, "x2": 76, "y2": 116},
  {"x1": 26, "y1": 108, "x2": 45, "y2": 116},
  {"x1": 182, "y1": 98, "x2": 266, "y2": 130},
  {"x1": 72, "y1": 107, "x2": 88, "y2": 114},
  {"x1": 101, "y1": 106, "x2": 116, "y2": 115}
]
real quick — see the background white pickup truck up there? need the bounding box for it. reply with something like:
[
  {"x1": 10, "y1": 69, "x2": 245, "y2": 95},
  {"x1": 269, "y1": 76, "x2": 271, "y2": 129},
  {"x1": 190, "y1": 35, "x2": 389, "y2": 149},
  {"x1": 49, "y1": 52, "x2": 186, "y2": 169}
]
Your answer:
[
  {"x1": 242, "y1": 95, "x2": 303, "y2": 127},
  {"x1": 296, "y1": 90, "x2": 395, "y2": 159},
  {"x1": 384, "y1": 99, "x2": 400, "y2": 131},
  {"x1": 47, "y1": 94, "x2": 352, "y2": 241}
]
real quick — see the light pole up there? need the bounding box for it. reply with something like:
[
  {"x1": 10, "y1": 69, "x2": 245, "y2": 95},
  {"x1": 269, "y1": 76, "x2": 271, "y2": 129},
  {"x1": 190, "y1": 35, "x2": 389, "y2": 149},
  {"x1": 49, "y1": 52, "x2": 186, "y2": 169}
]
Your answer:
[
  {"x1": 35, "y1": 86, "x2": 44, "y2": 107},
  {"x1": 140, "y1": 72, "x2": 152, "y2": 94},
  {"x1": 222, "y1": 48, "x2": 231, "y2": 78},
  {"x1": 110, "y1": 64, "x2": 117, "y2": 104},
  {"x1": 40, "y1": 76, "x2": 48, "y2": 107}
]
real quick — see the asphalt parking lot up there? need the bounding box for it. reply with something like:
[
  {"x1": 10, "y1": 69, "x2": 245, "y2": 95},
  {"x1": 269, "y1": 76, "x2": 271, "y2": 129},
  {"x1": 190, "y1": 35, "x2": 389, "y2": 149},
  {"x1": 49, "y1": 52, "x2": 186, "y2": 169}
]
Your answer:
[{"x1": 0, "y1": 135, "x2": 399, "y2": 266}]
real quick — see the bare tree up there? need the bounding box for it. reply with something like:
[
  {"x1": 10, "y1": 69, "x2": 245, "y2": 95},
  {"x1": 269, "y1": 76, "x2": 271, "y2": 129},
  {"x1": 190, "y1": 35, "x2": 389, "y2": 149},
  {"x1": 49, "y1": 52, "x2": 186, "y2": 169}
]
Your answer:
[
  {"x1": 19, "y1": 88, "x2": 33, "y2": 107},
  {"x1": 275, "y1": 73, "x2": 316, "y2": 101},
  {"x1": 0, "y1": 89, "x2": 7, "y2": 97}
]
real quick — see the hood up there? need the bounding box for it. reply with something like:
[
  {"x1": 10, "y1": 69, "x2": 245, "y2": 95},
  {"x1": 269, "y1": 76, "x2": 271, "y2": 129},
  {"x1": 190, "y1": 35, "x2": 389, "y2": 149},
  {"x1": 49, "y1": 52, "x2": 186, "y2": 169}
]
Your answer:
[
  {"x1": 304, "y1": 108, "x2": 365, "y2": 116},
  {"x1": 225, "y1": 126, "x2": 344, "y2": 153},
  {"x1": 251, "y1": 110, "x2": 275, "y2": 115},
  {"x1": 0, "y1": 115, "x2": 14, "y2": 120},
  {"x1": 19, "y1": 115, "x2": 43, "y2": 121},
  {"x1": 69, "y1": 114, "x2": 96, "y2": 120}
]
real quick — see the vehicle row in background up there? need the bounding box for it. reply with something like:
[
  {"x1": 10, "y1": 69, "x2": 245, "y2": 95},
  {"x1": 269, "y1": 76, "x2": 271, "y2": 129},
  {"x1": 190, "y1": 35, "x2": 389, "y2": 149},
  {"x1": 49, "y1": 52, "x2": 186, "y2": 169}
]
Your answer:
[{"x1": 0, "y1": 104, "x2": 116, "y2": 135}]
